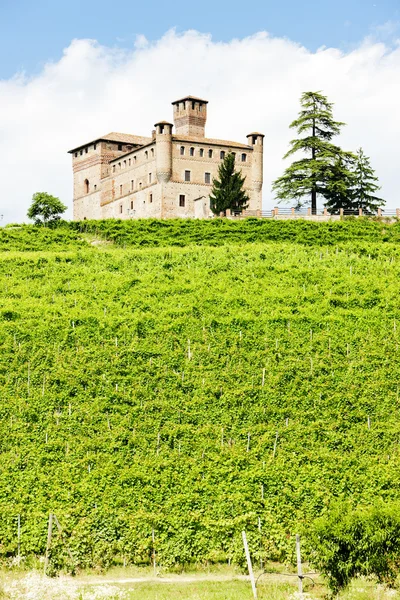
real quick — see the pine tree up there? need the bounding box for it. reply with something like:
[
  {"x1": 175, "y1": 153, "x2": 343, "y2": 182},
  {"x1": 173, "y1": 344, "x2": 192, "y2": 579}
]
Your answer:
[
  {"x1": 273, "y1": 91, "x2": 349, "y2": 214},
  {"x1": 323, "y1": 152, "x2": 357, "y2": 214},
  {"x1": 210, "y1": 153, "x2": 249, "y2": 215},
  {"x1": 350, "y1": 148, "x2": 385, "y2": 214}
]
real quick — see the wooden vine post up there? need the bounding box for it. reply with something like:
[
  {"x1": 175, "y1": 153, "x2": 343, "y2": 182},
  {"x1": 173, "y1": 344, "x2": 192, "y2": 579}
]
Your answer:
[
  {"x1": 296, "y1": 534, "x2": 303, "y2": 596},
  {"x1": 44, "y1": 512, "x2": 53, "y2": 575},
  {"x1": 242, "y1": 530, "x2": 257, "y2": 599}
]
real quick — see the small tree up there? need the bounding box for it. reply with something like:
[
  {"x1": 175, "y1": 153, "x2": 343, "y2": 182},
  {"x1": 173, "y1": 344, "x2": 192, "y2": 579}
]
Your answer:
[
  {"x1": 323, "y1": 151, "x2": 357, "y2": 214},
  {"x1": 273, "y1": 91, "x2": 349, "y2": 214},
  {"x1": 210, "y1": 153, "x2": 249, "y2": 215},
  {"x1": 27, "y1": 192, "x2": 67, "y2": 225},
  {"x1": 351, "y1": 148, "x2": 385, "y2": 214}
]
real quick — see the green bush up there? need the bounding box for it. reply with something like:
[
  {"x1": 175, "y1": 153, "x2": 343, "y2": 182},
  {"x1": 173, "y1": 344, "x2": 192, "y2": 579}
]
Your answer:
[{"x1": 307, "y1": 503, "x2": 400, "y2": 593}]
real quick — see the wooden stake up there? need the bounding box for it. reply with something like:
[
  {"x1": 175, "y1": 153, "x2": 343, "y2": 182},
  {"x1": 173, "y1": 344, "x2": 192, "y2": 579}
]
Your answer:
[
  {"x1": 152, "y1": 528, "x2": 156, "y2": 576},
  {"x1": 273, "y1": 432, "x2": 279, "y2": 458},
  {"x1": 44, "y1": 513, "x2": 53, "y2": 575},
  {"x1": 262, "y1": 368, "x2": 265, "y2": 387},
  {"x1": 296, "y1": 534, "x2": 303, "y2": 596},
  {"x1": 17, "y1": 514, "x2": 21, "y2": 562},
  {"x1": 242, "y1": 531, "x2": 257, "y2": 599},
  {"x1": 247, "y1": 432, "x2": 250, "y2": 453}
]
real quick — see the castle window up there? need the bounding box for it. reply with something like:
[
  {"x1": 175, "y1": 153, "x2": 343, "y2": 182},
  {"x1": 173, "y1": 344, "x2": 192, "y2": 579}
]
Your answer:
[
  {"x1": 199, "y1": 148, "x2": 204, "y2": 157},
  {"x1": 118, "y1": 162, "x2": 121, "y2": 169},
  {"x1": 190, "y1": 147, "x2": 195, "y2": 156},
  {"x1": 119, "y1": 204, "x2": 123, "y2": 214},
  {"x1": 199, "y1": 104, "x2": 202, "y2": 112},
  {"x1": 220, "y1": 151, "x2": 225, "y2": 160},
  {"x1": 128, "y1": 158, "x2": 131, "y2": 166},
  {"x1": 130, "y1": 200, "x2": 134, "y2": 209},
  {"x1": 149, "y1": 173, "x2": 152, "y2": 183},
  {"x1": 118, "y1": 144, "x2": 123, "y2": 151},
  {"x1": 85, "y1": 147, "x2": 88, "y2": 154},
  {"x1": 205, "y1": 172, "x2": 211, "y2": 184},
  {"x1": 84, "y1": 179, "x2": 89, "y2": 194},
  {"x1": 134, "y1": 156, "x2": 137, "y2": 163},
  {"x1": 180, "y1": 146, "x2": 185, "y2": 156},
  {"x1": 151, "y1": 148, "x2": 154, "y2": 157},
  {"x1": 179, "y1": 195, "x2": 185, "y2": 207},
  {"x1": 94, "y1": 184, "x2": 97, "y2": 191},
  {"x1": 145, "y1": 151, "x2": 148, "y2": 159},
  {"x1": 120, "y1": 184, "x2": 123, "y2": 195},
  {"x1": 123, "y1": 160, "x2": 126, "y2": 168},
  {"x1": 208, "y1": 149, "x2": 213, "y2": 158},
  {"x1": 149, "y1": 193, "x2": 153, "y2": 203},
  {"x1": 94, "y1": 144, "x2": 97, "y2": 151},
  {"x1": 131, "y1": 180, "x2": 134, "y2": 191},
  {"x1": 113, "y1": 165, "x2": 116, "y2": 173},
  {"x1": 232, "y1": 152, "x2": 236, "y2": 159},
  {"x1": 80, "y1": 150, "x2": 83, "y2": 156},
  {"x1": 192, "y1": 101, "x2": 195, "y2": 110},
  {"x1": 241, "y1": 153, "x2": 247, "y2": 162},
  {"x1": 74, "y1": 152, "x2": 78, "y2": 158},
  {"x1": 185, "y1": 170, "x2": 191, "y2": 182}
]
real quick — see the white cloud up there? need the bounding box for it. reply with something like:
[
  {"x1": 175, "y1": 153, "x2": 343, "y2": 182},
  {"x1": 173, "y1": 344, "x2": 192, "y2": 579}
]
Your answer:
[{"x1": 1, "y1": 29, "x2": 400, "y2": 223}]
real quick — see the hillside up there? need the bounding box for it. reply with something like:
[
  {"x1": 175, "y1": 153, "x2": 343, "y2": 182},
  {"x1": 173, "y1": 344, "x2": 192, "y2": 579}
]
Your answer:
[{"x1": 1, "y1": 220, "x2": 400, "y2": 571}]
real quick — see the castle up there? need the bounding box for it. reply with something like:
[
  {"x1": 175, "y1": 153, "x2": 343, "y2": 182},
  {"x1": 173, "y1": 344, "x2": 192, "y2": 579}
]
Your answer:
[{"x1": 69, "y1": 96, "x2": 264, "y2": 220}]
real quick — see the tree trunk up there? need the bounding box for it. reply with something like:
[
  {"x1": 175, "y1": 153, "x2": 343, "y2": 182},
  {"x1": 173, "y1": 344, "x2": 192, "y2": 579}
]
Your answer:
[{"x1": 311, "y1": 117, "x2": 317, "y2": 215}]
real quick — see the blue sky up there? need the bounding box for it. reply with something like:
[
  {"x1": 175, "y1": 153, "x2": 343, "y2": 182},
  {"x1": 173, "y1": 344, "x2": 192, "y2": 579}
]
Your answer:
[{"x1": 1, "y1": 0, "x2": 399, "y2": 79}]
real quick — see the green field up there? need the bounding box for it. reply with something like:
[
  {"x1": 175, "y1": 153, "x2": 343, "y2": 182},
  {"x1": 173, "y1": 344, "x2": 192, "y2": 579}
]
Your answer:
[{"x1": 1, "y1": 220, "x2": 400, "y2": 578}]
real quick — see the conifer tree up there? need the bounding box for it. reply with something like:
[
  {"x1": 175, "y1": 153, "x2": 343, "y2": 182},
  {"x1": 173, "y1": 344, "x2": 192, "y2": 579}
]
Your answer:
[
  {"x1": 210, "y1": 153, "x2": 249, "y2": 215},
  {"x1": 350, "y1": 148, "x2": 385, "y2": 214},
  {"x1": 323, "y1": 152, "x2": 357, "y2": 214},
  {"x1": 273, "y1": 91, "x2": 348, "y2": 214}
]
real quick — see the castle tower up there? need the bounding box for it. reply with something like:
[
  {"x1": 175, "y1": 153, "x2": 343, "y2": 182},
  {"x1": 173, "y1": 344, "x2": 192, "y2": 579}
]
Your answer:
[
  {"x1": 247, "y1": 133, "x2": 265, "y2": 212},
  {"x1": 155, "y1": 121, "x2": 173, "y2": 183},
  {"x1": 172, "y1": 96, "x2": 208, "y2": 138}
]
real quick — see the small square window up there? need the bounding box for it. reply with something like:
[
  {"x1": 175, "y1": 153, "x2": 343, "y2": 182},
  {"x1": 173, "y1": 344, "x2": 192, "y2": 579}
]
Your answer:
[
  {"x1": 118, "y1": 144, "x2": 123, "y2": 151},
  {"x1": 185, "y1": 170, "x2": 191, "y2": 182},
  {"x1": 179, "y1": 195, "x2": 185, "y2": 207},
  {"x1": 205, "y1": 172, "x2": 211, "y2": 184}
]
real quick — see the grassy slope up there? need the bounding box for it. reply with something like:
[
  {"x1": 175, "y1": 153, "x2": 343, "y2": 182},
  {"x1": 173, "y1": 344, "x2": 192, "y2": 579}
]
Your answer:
[{"x1": 0, "y1": 221, "x2": 400, "y2": 571}]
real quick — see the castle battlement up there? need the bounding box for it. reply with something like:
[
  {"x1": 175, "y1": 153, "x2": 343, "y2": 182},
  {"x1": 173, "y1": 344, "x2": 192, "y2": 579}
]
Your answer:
[{"x1": 68, "y1": 96, "x2": 264, "y2": 220}]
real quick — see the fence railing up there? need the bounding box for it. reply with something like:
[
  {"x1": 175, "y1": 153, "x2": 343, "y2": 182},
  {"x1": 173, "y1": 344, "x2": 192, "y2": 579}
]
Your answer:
[{"x1": 233, "y1": 207, "x2": 400, "y2": 219}]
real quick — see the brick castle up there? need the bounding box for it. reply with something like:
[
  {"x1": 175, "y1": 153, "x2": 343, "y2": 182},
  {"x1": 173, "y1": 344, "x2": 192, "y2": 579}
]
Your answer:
[{"x1": 69, "y1": 96, "x2": 264, "y2": 220}]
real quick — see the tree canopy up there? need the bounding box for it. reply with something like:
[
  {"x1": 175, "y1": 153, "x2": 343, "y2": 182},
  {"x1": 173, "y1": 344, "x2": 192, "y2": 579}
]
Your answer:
[
  {"x1": 210, "y1": 153, "x2": 249, "y2": 215},
  {"x1": 27, "y1": 192, "x2": 67, "y2": 225}
]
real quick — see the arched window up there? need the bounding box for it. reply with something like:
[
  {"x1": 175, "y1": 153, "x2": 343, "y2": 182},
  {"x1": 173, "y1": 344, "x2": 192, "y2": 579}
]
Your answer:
[
  {"x1": 84, "y1": 179, "x2": 89, "y2": 194},
  {"x1": 208, "y1": 149, "x2": 213, "y2": 158},
  {"x1": 190, "y1": 147, "x2": 195, "y2": 156},
  {"x1": 199, "y1": 148, "x2": 204, "y2": 157},
  {"x1": 151, "y1": 148, "x2": 155, "y2": 157},
  {"x1": 241, "y1": 153, "x2": 247, "y2": 162},
  {"x1": 145, "y1": 151, "x2": 148, "y2": 159},
  {"x1": 180, "y1": 146, "x2": 185, "y2": 156}
]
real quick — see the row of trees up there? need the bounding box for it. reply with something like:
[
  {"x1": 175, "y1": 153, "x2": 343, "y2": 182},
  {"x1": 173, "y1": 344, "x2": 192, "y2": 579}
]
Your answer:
[{"x1": 210, "y1": 91, "x2": 384, "y2": 216}]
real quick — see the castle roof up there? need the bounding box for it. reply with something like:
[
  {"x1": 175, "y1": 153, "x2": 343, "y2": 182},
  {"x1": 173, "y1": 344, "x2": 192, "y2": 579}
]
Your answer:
[
  {"x1": 173, "y1": 134, "x2": 252, "y2": 150},
  {"x1": 68, "y1": 132, "x2": 152, "y2": 153},
  {"x1": 172, "y1": 95, "x2": 209, "y2": 105}
]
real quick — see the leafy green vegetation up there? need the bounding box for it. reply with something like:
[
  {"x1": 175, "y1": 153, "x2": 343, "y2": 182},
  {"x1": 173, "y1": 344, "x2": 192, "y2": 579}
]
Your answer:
[{"x1": 1, "y1": 221, "x2": 400, "y2": 580}]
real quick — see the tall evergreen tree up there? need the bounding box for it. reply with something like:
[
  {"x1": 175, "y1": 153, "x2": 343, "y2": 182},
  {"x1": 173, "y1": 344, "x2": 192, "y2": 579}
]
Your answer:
[
  {"x1": 273, "y1": 91, "x2": 349, "y2": 214},
  {"x1": 350, "y1": 148, "x2": 385, "y2": 214},
  {"x1": 323, "y1": 152, "x2": 357, "y2": 214},
  {"x1": 210, "y1": 153, "x2": 249, "y2": 215}
]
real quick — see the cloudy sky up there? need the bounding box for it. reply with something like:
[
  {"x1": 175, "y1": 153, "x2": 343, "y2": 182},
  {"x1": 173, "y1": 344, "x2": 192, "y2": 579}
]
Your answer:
[{"x1": 1, "y1": 0, "x2": 399, "y2": 223}]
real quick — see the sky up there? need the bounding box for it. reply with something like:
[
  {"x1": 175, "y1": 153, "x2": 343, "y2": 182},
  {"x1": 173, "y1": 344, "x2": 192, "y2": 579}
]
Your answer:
[{"x1": 1, "y1": 0, "x2": 400, "y2": 222}]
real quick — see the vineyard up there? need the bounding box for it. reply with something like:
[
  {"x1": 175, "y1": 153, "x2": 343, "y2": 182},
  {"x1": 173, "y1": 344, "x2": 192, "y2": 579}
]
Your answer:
[{"x1": 1, "y1": 219, "x2": 400, "y2": 575}]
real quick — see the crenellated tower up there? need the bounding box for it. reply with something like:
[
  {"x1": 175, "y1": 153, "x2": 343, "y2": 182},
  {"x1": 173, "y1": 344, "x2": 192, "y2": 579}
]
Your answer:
[
  {"x1": 172, "y1": 96, "x2": 208, "y2": 138},
  {"x1": 155, "y1": 121, "x2": 173, "y2": 183}
]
